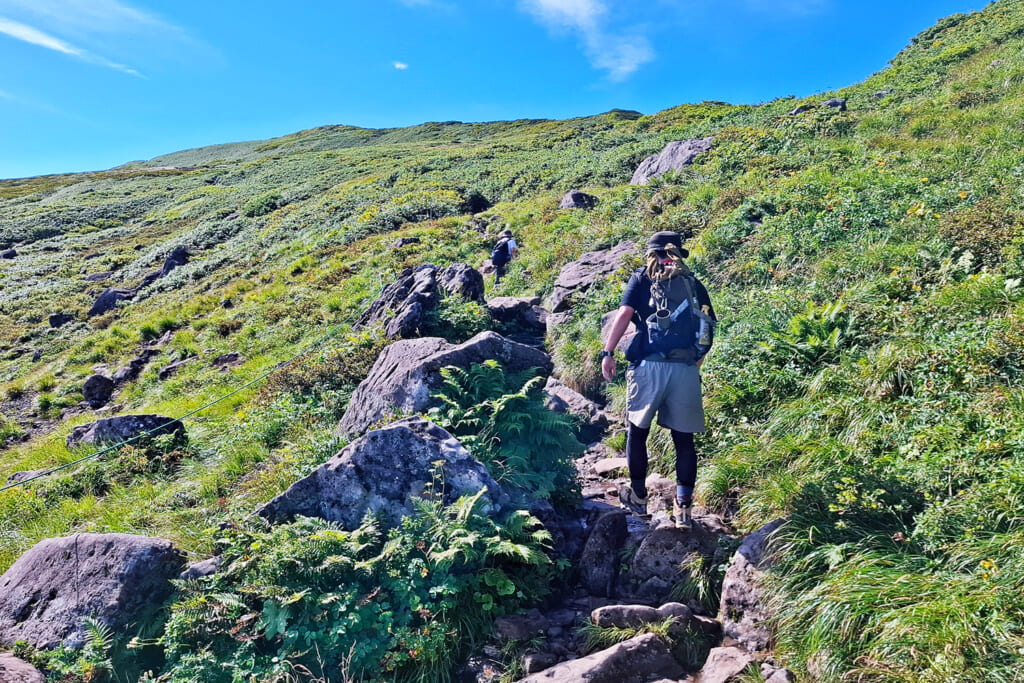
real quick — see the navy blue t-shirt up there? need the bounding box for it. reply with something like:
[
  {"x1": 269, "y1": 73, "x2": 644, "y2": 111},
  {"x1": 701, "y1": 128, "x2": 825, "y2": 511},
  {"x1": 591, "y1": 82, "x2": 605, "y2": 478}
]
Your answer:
[{"x1": 620, "y1": 268, "x2": 716, "y2": 325}]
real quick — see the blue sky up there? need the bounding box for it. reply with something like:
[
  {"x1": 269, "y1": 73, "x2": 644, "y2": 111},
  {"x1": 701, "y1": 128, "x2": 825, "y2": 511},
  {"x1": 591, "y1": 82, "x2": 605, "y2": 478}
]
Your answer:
[{"x1": 0, "y1": 0, "x2": 981, "y2": 179}]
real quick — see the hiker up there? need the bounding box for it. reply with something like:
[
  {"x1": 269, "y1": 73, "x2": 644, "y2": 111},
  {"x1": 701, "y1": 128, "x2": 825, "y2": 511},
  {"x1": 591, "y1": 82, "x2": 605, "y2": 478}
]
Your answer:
[
  {"x1": 490, "y1": 228, "x2": 518, "y2": 285},
  {"x1": 600, "y1": 231, "x2": 716, "y2": 530}
]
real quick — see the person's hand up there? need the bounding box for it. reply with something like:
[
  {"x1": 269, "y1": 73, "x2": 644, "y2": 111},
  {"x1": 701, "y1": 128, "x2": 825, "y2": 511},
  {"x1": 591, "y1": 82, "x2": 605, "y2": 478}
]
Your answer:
[{"x1": 601, "y1": 354, "x2": 616, "y2": 382}]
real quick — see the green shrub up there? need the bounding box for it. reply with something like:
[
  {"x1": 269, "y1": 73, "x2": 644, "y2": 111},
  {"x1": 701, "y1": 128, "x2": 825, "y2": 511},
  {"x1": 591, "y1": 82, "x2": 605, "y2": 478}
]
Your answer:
[
  {"x1": 429, "y1": 360, "x2": 582, "y2": 507},
  {"x1": 161, "y1": 494, "x2": 555, "y2": 682},
  {"x1": 422, "y1": 296, "x2": 492, "y2": 343},
  {"x1": 243, "y1": 192, "x2": 283, "y2": 218}
]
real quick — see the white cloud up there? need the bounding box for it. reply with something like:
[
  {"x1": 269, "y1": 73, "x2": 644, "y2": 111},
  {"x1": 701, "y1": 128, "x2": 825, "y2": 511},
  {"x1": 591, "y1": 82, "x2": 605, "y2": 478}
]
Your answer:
[
  {"x1": 0, "y1": 15, "x2": 140, "y2": 75},
  {"x1": 393, "y1": 61, "x2": 409, "y2": 70},
  {"x1": 0, "y1": 17, "x2": 81, "y2": 55},
  {"x1": 0, "y1": 0, "x2": 208, "y2": 75},
  {"x1": 519, "y1": 0, "x2": 653, "y2": 80}
]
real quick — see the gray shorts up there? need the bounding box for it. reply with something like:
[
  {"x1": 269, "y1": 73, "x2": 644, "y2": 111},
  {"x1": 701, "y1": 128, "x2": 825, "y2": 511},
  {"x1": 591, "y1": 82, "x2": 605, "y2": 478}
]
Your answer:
[{"x1": 626, "y1": 359, "x2": 705, "y2": 433}]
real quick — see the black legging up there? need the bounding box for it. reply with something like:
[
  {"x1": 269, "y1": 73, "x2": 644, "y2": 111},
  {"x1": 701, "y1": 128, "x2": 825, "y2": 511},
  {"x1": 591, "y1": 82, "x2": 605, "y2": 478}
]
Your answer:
[{"x1": 626, "y1": 422, "x2": 696, "y2": 496}]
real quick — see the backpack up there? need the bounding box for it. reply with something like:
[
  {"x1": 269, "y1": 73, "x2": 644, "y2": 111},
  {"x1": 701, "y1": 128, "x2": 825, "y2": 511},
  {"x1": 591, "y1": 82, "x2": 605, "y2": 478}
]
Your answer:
[
  {"x1": 625, "y1": 271, "x2": 715, "y2": 363},
  {"x1": 490, "y1": 238, "x2": 511, "y2": 267}
]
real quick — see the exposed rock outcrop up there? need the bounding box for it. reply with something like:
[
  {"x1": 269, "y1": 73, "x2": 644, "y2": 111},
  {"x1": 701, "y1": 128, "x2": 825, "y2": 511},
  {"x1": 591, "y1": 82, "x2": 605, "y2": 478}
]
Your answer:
[
  {"x1": 355, "y1": 263, "x2": 485, "y2": 339},
  {"x1": 48, "y1": 312, "x2": 75, "y2": 328},
  {"x1": 547, "y1": 241, "x2": 636, "y2": 313},
  {"x1": 0, "y1": 534, "x2": 184, "y2": 649},
  {"x1": 579, "y1": 510, "x2": 628, "y2": 597},
  {"x1": 337, "y1": 331, "x2": 552, "y2": 437},
  {"x1": 697, "y1": 646, "x2": 758, "y2": 683},
  {"x1": 0, "y1": 653, "x2": 45, "y2": 682},
  {"x1": 543, "y1": 376, "x2": 610, "y2": 444},
  {"x1": 82, "y1": 374, "x2": 115, "y2": 408},
  {"x1": 513, "y1": 633, "x2": 685, "y2": 683},
  {"x1": 258, "y1": 417, "x2": 506, "y2": 529},
  {"x1": 720, "y1": 518, "x2": 785, "y2": 652},
  {"x1": 630, "y1": 138, "x2": 714, "y2": 185},
  {"x1": 559, "y1": 190, "x2": 598, "y2": 210},
  {"x1": 88, "y1": 288, "x2": 136, "y2": 317},
  {"x1": 66, "y1": 414, "x2": 186, "y2": 450}
]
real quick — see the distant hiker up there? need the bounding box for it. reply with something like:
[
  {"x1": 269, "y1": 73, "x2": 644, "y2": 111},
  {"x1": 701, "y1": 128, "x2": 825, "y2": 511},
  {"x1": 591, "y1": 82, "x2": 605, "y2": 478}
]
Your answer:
[
  {"x1": 490, "y1": 228, "x2": 518, "y2": 285},
  {"x1": 600, "y1": 231, "x2": 717, "y2": 530}
]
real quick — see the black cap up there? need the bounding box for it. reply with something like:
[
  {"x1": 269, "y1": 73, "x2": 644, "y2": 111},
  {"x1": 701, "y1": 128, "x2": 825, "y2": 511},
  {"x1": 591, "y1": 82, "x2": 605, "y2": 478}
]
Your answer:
[{"x1": 646, "y1": 231, "x2": 688, "y2": 257}]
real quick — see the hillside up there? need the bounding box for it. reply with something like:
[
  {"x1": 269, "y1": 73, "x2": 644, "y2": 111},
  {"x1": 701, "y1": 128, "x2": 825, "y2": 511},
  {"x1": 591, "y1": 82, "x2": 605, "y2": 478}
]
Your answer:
[{"x1": 2, "y1": 0, "x2": 1024, "y2": 680}]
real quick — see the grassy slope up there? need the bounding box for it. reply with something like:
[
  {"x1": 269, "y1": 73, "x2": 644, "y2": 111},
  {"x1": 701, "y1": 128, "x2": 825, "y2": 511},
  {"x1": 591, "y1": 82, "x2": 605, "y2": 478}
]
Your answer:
[{"x1": 1, "y1": 1, "x2": 1024, "y2": 679}]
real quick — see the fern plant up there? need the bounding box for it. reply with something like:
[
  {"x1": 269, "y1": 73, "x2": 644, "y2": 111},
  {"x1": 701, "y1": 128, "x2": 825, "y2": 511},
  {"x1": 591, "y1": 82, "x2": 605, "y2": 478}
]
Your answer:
[
  {"x1": 161, "y1": 491, "x2": 556, "y2": 683},
  {"x1": 429, "y1": 360, "x2": 582, "y2": 506}
]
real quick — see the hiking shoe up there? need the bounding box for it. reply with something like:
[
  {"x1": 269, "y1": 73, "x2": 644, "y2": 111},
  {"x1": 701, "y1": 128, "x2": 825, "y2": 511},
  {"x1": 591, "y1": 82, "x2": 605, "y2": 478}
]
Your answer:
[
  {"x1": 674, "y1": 498, "x2": 692, "y2": 530},
  {"x1": 619, "y1": 486, "x2": 648, "y2": 517}
]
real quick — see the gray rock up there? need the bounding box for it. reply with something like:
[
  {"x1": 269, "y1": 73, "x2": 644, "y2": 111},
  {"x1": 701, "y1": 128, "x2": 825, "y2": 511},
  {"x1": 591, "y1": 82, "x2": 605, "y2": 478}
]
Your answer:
[
  {"x1": 513, "y1": 632, "x2": 685, "y2": 683},
  {"x1": 88, "y1": 288, "x2": 135, "y2": 317},
  {"x1": 179, "y1": 556, "x2": 221, "y2": 580},
  {"x1": 873, "y1": 89, "x2": 894, "y2": 99},
  {"x1": 579, "y1": 510, "x2": 627, "y2": 597},
  {"x1": 0, "y1": 249, "x2": 16, "y2": 259},
  {"x1": 788, "y1": 104, "x2": 815, "y2": 115},
  {"x1": 548, "y1": 241, "x2": 636, "y2": 313},
  {"x1": 0, "y1": 533, "x2": 184, "y2": 649},
  {"x1": 258, "y1": 417, "x2": 506, "y2": 529},
  {"x1": 84, "y1": 272, "x2": 113, "y2": 282},
  {"x1": 626, "y1": 523, "x2": 721, "y2": 602},
  {"x1": 112, "y1": 348, "x2": 160, "y2": 384},
  {"x1": 630, "y1": 138, "x2": 714, "y2": 185},
  {"x1": 487, "y1": 296, "x2": 547, "y2": 332},
  {"x1": 0, "y1": 653, "x2": 45, "y2": 682},
  {"x1": 391, "y1": 236, "x2": 421, "y2": 249},
  {"x1": 697, "y1": 646, "x2": 757, "y2": 683},
  {"x1": 523, "y1": 652, "x2": 558, "y2": 674},
  {"x1": 158, "y1": 357, "x2": 195, "y2": 380},
  {"x1": 592, "y1": 602, "x2": 692, "y2": 636},
  {"x1": 600, "y1": 310, "x2": 638, "y2": 356},
  {"x1": 66, "y1": 414, "x2": 186, "y2": 450},
  {"x1": 336, "y1": 331, "x2": 552, "y2": 437},
  {"x1": 823, "y1": 97, "x2": 847, "y2": 111},
  {"x1": 356, "y1": 263, "x2": 485, "y2": 339},
  {"x1": 212, "y1": 352, "x2": 244, "y2": 370},
  {"x1": 543, "y1": 377, "x2": 609, "y2": 443},
  {"x1": 48, "y1": 312, "x2": 75, "y2": 328},
  {"x1": 5, "y1": 470, "x2": 45, "y2": 484},
  {"x1": 82, "y1": 374, "x2": 115, "y2": 408},
  {"x1": 720, "y1": 519, "x2": 785, "y2": 652},
  {"x1": 765, "y1": 667, "x2": 796, "y2": 683},
  {"x1": 559, "y1": 190, "x2": 597, "y2": 210},
  {"x1": 494, "y1": 609, "x2": 549, "y2": 641}
]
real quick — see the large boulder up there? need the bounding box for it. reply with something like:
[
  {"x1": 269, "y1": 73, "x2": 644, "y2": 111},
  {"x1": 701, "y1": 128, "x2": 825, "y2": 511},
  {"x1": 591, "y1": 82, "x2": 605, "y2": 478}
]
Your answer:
[
  {"x1": 559, "y1": 190, "x2": 597, "y2": 210},
  {"x1": 355, "y1": 263, "x2": 485, "y2": 339},
  {"x1": 66, "y1": 414, "x2": 186, "y2": 450},
  {"x1": 87, "y1": 288, "x2": 135, "y2": 317},
  {"x1": 82, "y1": 374, "x2": 115, "y2": 409},
  {"x1": 48, "y1": 312, "x2": 75, "y2": 328},
  {"x1": 623, "y1": 522, "x2": 722, "y2": 602},
  {"x1": 543, "y1": 376, "x2": 609, "y2": 443},
  {"x1": 336, "y1": 331, "x2": 552, "y2": 437},
  {"x1": 697, "y1": 646, "x2": 758, "y2": 683},
  {"x1": 547, "y1": 241, "x2": 636, "y2": 313},
  {"x1": 0, "y1": 534, "x2": 184, "y2": 649},
  {"x1": 578, "y1": 510, "x2": 628, "y2": 597},
  {"x1": 0, "y1": 653, "x2": 45, "y2": 682},
  {"x1": 487, "y1": 296, "x2": 547, "y2": 332},
  {"x1": 630, "y1": 138, "x2": 715, "y2": 185},
  {"x1": 720, "y1": 519, "x2": 785, "y2": 652},
  {"x1": 513, "y1": 633, "x2": 685, "y2": 683},
  {"x1": 139, "y1": 246, "x2": 190, "y2": 289},
  {"x1": 258, "y1": 417, "x2": 506, "y2": 529}
]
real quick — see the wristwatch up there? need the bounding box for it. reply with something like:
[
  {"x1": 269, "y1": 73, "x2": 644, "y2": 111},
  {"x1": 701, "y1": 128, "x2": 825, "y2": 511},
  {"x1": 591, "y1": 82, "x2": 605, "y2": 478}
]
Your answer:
[{"x1": 599, "y1": 350, "x2": 614, "y2": 359}]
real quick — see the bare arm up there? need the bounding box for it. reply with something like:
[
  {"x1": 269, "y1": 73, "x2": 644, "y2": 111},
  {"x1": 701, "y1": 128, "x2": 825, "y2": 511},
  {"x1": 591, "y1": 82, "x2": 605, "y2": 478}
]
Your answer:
[{"x1": 601, "y1": 305, "x2": 635, "y2": 382}]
